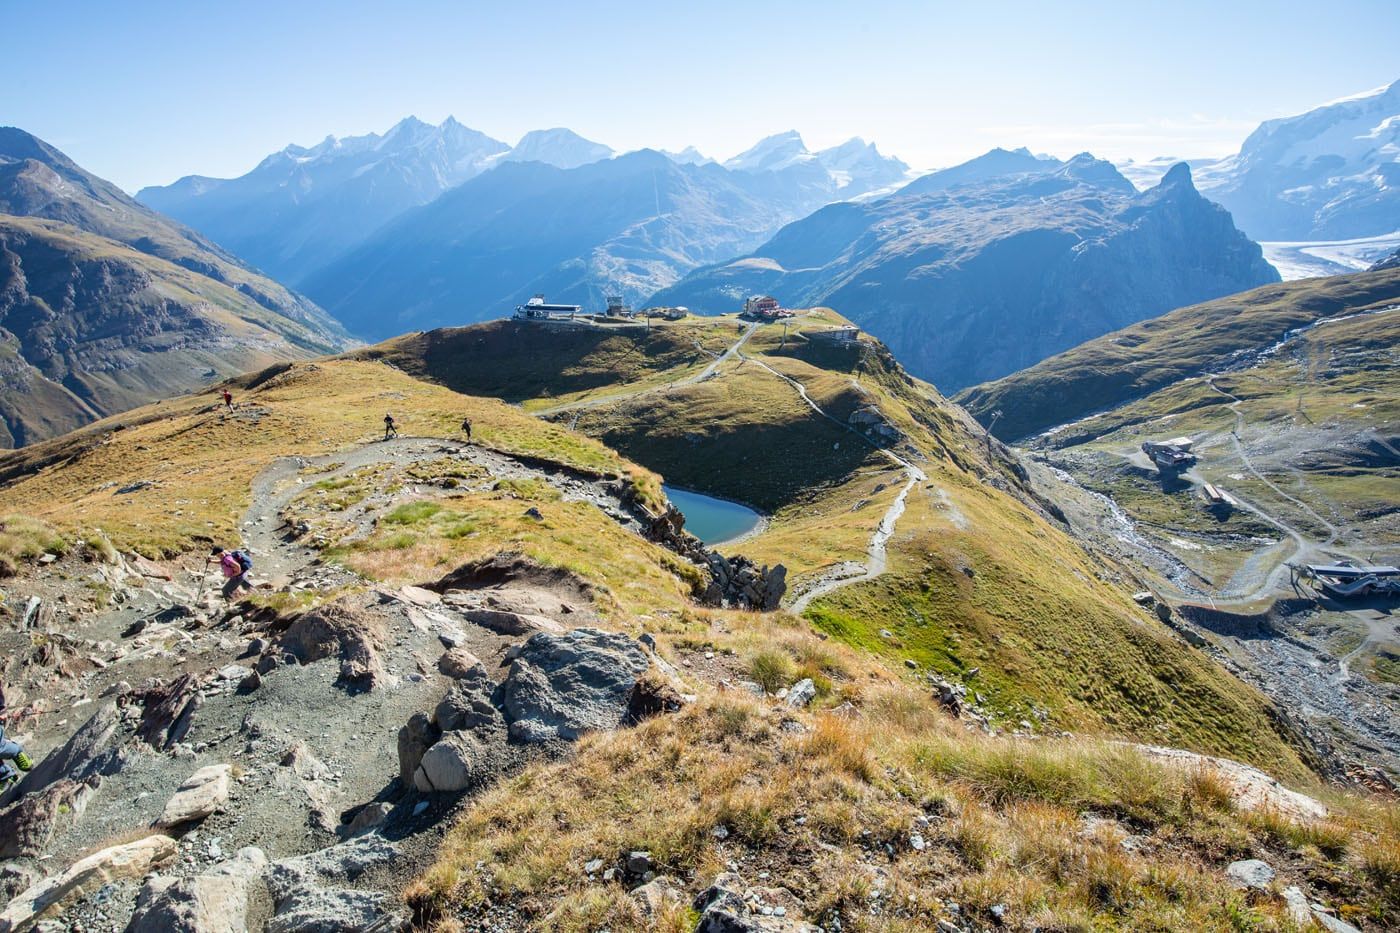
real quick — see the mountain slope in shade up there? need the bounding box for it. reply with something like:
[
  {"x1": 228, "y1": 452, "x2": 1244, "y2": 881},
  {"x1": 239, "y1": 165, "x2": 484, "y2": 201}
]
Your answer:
[
  {"x1": 0, "y1": 127, "x2": 347, "y2": 338},
  {"x1": 652, "y1": 154, "x2": 1279, "y2": 392},
  {"x1": 0, "y1": 128, "x2": 352, "y2": 447},
  {"x1": 1184, "y1": 80, "x2": 1399, "y2": 240},
  {"x1": 138, "y1": 116, "x2": 510, "y2": 285},
  {"x1": 301, "y1": 149, "x2": 890, "y2": 338}
]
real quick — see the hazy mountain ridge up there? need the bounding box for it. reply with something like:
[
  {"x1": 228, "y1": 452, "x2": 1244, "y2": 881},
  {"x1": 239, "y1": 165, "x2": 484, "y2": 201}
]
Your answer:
[
  {"x1": 137, "y1": 117, "x2": 513, "y2": 284},
  {"x1": 0, "y1": 128, "x2": 353, "y2": 446},
  {"x1": 139, "y1": 122, "x2": 910, "y2": 325},
  {"x1": 300, "y1": 147, "x2": 909, "y2": 338},
  {"x1": 653, "y1": 153, "x2": 1279, "y2": 391}
]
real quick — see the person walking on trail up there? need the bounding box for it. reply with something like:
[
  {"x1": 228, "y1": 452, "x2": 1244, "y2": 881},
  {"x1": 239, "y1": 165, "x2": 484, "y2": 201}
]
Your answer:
[
  {"x1": 222, "y1": 389, "x2": 233, "y2": 411},
  {"x1": 384, "y1": 414, "x2": 398, "y2": 440},
  {"x1": 214, "y1": 545, "x2": 253, "y2": 600},
  {"x1": 0, "y1": 687, "x2": 34, "y2": 794},
  {"x1": 461, "y1": 417, "x2": 472, "y2": 442}
]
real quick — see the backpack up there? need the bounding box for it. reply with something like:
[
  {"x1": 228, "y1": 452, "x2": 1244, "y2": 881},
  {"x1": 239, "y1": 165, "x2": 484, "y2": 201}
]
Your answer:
[{"x1": 232, "y1": 549, "x2": 253, "y2": 573}]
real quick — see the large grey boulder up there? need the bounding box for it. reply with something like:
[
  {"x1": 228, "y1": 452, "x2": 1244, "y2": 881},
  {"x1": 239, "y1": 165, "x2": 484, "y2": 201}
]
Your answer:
[
  {"x1": 414, "y1": 731, "x2": 490, "y2": 793},
  {"x1": 498, "y1": 628, "x2": 651, "y2": 742},
  {"x1": 264, "y1": 836, "x2": 404, "y2": 933},
  {"x1": 128, "y1": 846, "x2": 267, "y2": 933}
]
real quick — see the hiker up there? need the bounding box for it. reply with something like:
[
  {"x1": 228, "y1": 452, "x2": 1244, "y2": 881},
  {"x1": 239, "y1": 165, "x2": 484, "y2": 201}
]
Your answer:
[
  {"x1": 384, "y1": 414, "x2": 398, "y2": 440},
  {"x1": 213, "y1": 545, "x2": 253, "y2": 600},
  {"x1": 0, "y1": 687, "x2": 33, "y2": 793},
  {"x1": 461, "y1": 417, "x2": 472, "y2": 442},
  {"x1": 222, "y1": 389, "x2": 233, "y2": 410}
]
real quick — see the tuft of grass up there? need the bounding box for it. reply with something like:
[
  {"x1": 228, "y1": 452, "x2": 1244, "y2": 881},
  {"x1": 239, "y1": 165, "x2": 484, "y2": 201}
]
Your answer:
[
  {"x1": 0, "y1": 514, "x2": 67, "y2": 576},
  {"x1": 383, "y1": 501, "x2": 444, "y2": 525},
  {"x1": 747, "y1": 648, "x2": 796, "y2": 694}
]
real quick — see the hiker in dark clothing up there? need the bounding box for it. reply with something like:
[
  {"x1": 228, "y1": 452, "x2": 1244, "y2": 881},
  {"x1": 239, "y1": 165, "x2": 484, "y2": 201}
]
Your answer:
[
  {"x1": 222, "y1": 389, "x2": 233, "y2": 410},
  {"x1": 213, "y1": 545, "x2": 253, "y2": 600},
  {"x1": 461, "y1": 417, "x2": 472, "y2": 442},
  {"x1": 384, "y1": 414, "x2": 398, "y2": 440}
]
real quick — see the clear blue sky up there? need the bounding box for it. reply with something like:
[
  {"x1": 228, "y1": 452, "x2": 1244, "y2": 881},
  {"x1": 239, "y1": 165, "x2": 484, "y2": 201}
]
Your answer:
[{"x1": 5, "y1": 0, "x2": 1398, "y2": 192}]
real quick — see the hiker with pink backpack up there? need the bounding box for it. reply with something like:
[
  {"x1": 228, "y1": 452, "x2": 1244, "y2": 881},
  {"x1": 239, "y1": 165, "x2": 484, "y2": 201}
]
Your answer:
[{"x1": 213, "y1": 545, "x2": 254, "y2": 599}]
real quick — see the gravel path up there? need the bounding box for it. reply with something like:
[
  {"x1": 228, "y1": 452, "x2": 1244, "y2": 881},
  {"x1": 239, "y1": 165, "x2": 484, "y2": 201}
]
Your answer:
[{"x1": 735, "y1": 353, "x2": 926, "y2": 613}]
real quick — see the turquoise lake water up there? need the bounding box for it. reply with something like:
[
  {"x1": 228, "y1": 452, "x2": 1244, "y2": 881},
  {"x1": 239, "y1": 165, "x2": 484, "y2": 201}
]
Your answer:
[{"x1": 663, "y1": 485, "x2": 762, "y2": 545}]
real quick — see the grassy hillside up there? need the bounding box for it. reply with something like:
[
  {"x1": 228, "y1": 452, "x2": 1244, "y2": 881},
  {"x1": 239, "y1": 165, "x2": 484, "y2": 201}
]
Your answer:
[
  {"x1": 958, "y1": 266, "x2": 1400, "y2": 442},
  {"x1": 0, "y1": 358, "x2": 654, "y2": 558},
  {"x1": 970, "y1": 266, "x2": 1400, "y2": 781},
  {"x1": 365, "y1": 311, "x2": 1314, "y2": 779}
]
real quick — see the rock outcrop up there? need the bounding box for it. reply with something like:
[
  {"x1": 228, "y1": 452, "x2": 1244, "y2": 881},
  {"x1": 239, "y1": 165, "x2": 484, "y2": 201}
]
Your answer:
[
  {"x1": 127, "y1": 846, "x2": 267, "y2": 933},
  {"x1": 640, "y1": 499, "x2": 787, "y2": 610},
  {"x1": 156, "y1": 763, "x2": 232, "y2": 828},
  {"x1": 266, "y1": 602, "x2": 386, "y2": 691},
  {"x1": 499, "y1": 629, "x2": 652, "y2": 742},
  {"x1": 264, "y1": 835, "x2": 405, "y2": 933},
  {"x1": 0, "y1": 777, "x2": 99, "y2": 859},
  {"x1": 0, "y1": 834, "x2": 177, "y2": 932}
]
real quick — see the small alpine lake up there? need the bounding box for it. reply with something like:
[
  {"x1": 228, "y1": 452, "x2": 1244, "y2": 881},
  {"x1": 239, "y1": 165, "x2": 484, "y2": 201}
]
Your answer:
[{"x1": 663, "y1": 485, "x2": 762, "y2": 546}]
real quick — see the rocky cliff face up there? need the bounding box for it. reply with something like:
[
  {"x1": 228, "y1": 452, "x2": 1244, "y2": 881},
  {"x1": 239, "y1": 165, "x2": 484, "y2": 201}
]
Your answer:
[{"x1": 654, "y1": 155, "x2": 1278, "y2": 392}]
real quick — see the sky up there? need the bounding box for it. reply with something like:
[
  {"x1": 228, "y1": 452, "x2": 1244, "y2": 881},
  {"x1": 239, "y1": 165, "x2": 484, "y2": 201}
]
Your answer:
[{"x1": 4, "y1": 0, "x2": 1399, "y2": 193}]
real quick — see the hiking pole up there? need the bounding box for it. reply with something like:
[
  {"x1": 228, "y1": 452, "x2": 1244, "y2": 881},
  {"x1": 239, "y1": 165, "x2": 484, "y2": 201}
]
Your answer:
[{"x1": 194, "y1": 555, "x2": 212, "y2": 605}]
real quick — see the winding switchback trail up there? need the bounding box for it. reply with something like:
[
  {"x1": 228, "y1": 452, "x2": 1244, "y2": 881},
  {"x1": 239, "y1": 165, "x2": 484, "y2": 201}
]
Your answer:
[
  {"x1": 535, "y1": 321, "x2": 759, "y2": 418},
  {"x1": 737, "y1": 353, "x2": 926, "y2": 613}
]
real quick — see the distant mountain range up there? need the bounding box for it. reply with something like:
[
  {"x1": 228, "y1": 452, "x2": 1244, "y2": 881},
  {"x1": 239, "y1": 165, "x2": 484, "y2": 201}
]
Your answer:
[
  {"x1": 137, "y1": 118, "x2": 911, "y2": 308},
  {"x1": 138, "y1": 116, "x2": 512, "y2": 285},
  {"x1": 653, "y1": 150, "x2": 1279, "y2": 391},
  {"x1": 299, "y1": 148, "x2": 889, "y2": 339},
  {"x1": 0, "y1": 127, "x2": 352, "y2": 447},
  {"x1": 1117, "y1": 79, "x2": 1400, "y2": 242}
]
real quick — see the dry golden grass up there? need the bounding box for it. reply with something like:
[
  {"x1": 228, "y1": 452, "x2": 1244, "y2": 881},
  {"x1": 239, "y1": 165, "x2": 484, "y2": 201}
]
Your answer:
[
  {"x1": 0, "y1": 359, "x2": 659, "y2": 558},
  {"x1": 0, "y1": 513, "x2": 68, "y2": 577},
  {"x1": 322, "y1": 487, "x2": 700, "y2": 620},
  {"x1": 409, "y1": 650, "x2": 1400, "y2": 930}
]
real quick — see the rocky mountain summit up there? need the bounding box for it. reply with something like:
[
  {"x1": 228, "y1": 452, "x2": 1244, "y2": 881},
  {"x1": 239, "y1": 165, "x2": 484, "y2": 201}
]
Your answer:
[
  {"x1": 655, "y1": 153, "x2": 1278, "y2": 391},
  {"x1": 1115, "y1": 78, "x2": 1400, "y2": 242},
  {"x1": 1194, "y1": 79, "x2": 1400, "y2": 241}
]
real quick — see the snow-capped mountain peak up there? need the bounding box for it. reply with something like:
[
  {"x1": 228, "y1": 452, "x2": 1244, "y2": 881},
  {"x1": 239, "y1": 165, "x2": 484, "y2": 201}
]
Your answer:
[
  {"x1": 723, "y1": 131, "x2": 813, "y2": 173},
  {"x1": 502, "y1": 128, "x2": 614, "y2": 170},
  {"x1": 662, "y1": 146, "x2": 713, "y2": 166}
]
